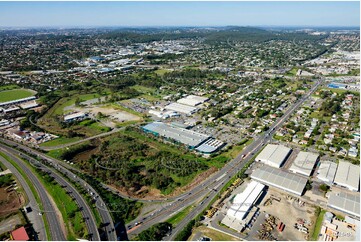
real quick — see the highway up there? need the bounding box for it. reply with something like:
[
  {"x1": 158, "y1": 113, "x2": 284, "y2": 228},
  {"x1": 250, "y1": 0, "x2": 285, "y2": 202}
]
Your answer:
[
  {"x1": 0, "y1": 140, "x2": 117, "y2": 241},
  {"x1": 125, "y1": 79, "x2": 322, "y2": 239},
  {"x1": 0, "y1": 147, "x2": 66, "y2": 241},
  {"x1": 11, "y1": 148, "x2": 101, "y2": 241},
  {"x1": 0, "y1": 155, "x2": 47, "y2": 241}
]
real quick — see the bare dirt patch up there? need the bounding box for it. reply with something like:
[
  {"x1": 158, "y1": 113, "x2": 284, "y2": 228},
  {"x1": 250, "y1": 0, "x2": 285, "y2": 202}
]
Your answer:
[
  {"x1": 69, "y1": 105, "x2": 141, "y2": 123},
  {"x1": 0, "y1": 188, "x2": 24, "y2": 217}
]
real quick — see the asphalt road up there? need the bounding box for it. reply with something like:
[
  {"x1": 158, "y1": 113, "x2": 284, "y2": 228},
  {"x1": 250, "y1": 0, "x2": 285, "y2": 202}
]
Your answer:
[
  {"x1": 0, "y1": 147, "x2": 66, "y2": 241},
  {"x1": 126, "y1": 80, "x2": 322, "y2": 239},
  {"x1": 0, "y1": 139, "x2": 117, "y2": 241},
  {"x1": 13, "y1": 150, "x2": 101, "y2": 241},
  {"x1": 0, "y1": 155, "x2": 47, "y2": 241}
]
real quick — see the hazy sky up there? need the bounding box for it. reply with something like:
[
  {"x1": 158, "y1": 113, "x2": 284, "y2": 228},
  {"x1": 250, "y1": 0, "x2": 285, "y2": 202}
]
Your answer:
[{"x1": 0, "y1": 1, "x2": 359, "y2": 27}]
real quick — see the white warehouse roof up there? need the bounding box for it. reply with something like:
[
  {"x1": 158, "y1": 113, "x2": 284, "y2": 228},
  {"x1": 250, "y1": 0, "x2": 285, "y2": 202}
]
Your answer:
[
  {"x1": 165, "y1": 102, "x2": 198, "y2": 115},
  {"x1": 251, "y1": 165, "x2": 308, "y2": 196},
  {"x1": 255, "y1": 144, "x2": 292, "y2": 168},
  {"x1": 328, "y1": 192, "x2": 360, "y2": 218},
  {"x1": 316, "y1": 161, "x2": 337, "y2": 185},
  {"x1": 177, "y1": 95, "x2": 209, "y2": 107},
  {"x1": 333, "y1": 161, "x2": 360, "y2": 192},
  {"x1": 289, "y1": 151, "x2": 319, "y2": 177},
  {"x1": 64, "y1": 112, "x2": 86, "y2": 121},
  {"x1": 142, "y1": 122, "x2": 210, "y2": 148},
  {"x1": 227, "y1": 181, "x2": 265, "y2": 220}
]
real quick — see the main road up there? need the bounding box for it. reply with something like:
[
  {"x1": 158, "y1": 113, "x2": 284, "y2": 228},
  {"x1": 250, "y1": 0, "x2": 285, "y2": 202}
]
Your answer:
[
  {"x1": 0, "y1": 154, "x2": 47, "y2": 241},
  {"x1": 0, "y1": 147, "x2": 66, "y2": 241},
  {"x1": 0, "y1": 140, "x2": 117, "y2": 241},
  {"x1": 126, "y1": 79, "x2": 322, "y2": 239}
]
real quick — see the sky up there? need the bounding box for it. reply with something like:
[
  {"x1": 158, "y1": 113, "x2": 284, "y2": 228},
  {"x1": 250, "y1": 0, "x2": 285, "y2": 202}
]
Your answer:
[{"x1": 0, "y1": 1, "x2": 359, "y2": 28}]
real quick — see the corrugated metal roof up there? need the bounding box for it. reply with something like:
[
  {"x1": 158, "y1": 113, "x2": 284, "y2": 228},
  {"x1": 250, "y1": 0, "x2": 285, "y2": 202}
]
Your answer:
[
  {"x1": 289, "y1": 151, "x2": 319, "y2": 176},
  {"x1": 328, "y1": 192, "x2": 360, "y2": 217},
  {"x1": 143, "y1": 122, "x2": 210, "y2": 147},
  {"x1": 317, "y1": 161, "x2": 337, "y2": 184},
  {"x1": 334, "y1": 161, "x2": 360, "y2": 191},
  {"x1": 227, "y1": 181, "x2": 265, "y2": 220},
  {"x1": 255, "y1": 144, "x2": 291, "y2": 168},
  {"x1": 251, "y1": 165, "x2": 307, "y2": 196}
]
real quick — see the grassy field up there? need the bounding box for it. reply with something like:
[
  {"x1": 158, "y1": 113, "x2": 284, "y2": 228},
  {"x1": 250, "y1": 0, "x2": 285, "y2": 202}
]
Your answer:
[
  {"x1": 38, "y1": 93, "x2": 110, "y2": 137},
  {"x1": 166, "y1": 204, "x2": 194, "y2": 226},
  {"x1": 154, "y1": 69, "x2": 172, "y2": 76},
  {"x1": 323, "y1": 88, "x2": 359, "y2": 95},
  {"x1": 0, "y1": 89, "x2": 35, "y2": 102},
  {"x1": 311, "y1": 209, "x2": 325, "y2": 241},
  {"x1": 40, "y1": 137, "x2": 82, "y2": 148},
  {"x1": 188, "y1": 226, "x2": 239, "y2": 241},
  {"x1": 0, "y1": 85, "x2": 20, "y2": 91},
  {"x1": 38, "y1": 173, "x2": 87, "y2": 240}
]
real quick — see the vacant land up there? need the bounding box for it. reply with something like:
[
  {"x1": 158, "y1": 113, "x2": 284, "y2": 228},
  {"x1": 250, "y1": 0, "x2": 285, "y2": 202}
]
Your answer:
[
  {"x1": 0, "y1": 89, "x2": 35, "y2": 102},
  {"x1": 50, "y1": 127, "x2": 233, "y2": 198},
  {"x1": 38, "y1": 94, "x2": 141, "y2": 137},
  {"x1": 0, "y1": 174, "x2": 25, "y2": 218},
  {"x1": 188, "y1": 226, "x2": 239, "y2": 241}
]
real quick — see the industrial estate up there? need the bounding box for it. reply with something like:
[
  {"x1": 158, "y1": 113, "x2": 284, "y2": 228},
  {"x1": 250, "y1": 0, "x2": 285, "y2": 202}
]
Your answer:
[{"x1": 0, "y1": 2, "x2": 360, "y2": 242}]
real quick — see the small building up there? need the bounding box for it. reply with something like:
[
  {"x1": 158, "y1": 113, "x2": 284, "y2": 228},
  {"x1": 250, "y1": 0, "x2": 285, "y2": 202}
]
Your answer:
[
  {"x1": 255, "y1": 144, "x2": 292, "y2": 168},
  {"x1": 63, "y1": 112, "x2": 87, "y2": 123},
  {"x1": 333, "y1": 161, "x2": 360, "y2": 192},
  {"x1": 10, "y1": 226, "x2": 29, "y2": 241},
  {"x1": 289, "y1": 151, "x2": 319, "y2": 177}
]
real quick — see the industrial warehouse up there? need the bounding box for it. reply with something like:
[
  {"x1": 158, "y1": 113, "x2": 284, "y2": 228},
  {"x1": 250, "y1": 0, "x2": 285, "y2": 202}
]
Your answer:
[
  {"x1": 222, "y1": 181, "x2": 265, "y2": 232},
  {"x1": 316, "y1": 160, "x2": 338, "y2": 185},
  {"x1": 250, "y1": 165, "x2": 308, "y2": 196},
  {"x1": 289, "y1": 151, "x2": 319, "y2": 177},
  {"x1": 176, "y1": 95, "x2": 209, "y2": 107},
  {"x1": 255, "y1": 144, "x2": 292, "y2": 168},
  {"x1": 327, "y1": 192, "x2": 360, "y2": 218},
  {"x1": 142, "y1": 121, "x2": 224, "y2": 153},
  {"x1": 333, "y1": 161, "x2": 360, "y2": 192}
]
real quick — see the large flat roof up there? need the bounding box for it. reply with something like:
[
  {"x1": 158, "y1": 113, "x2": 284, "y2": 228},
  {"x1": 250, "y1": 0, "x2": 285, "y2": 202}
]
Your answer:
[
  {"x1": 251, "y1": 165, "x2": 308, "y2": 196},
  {"x1": 289, "y1": 151, "x2": 319, "y2": 177},
  {"x1": 333, "y1": 161, "x2": 360, "y2": 191},
  {"x1": 177, "y1": 95, "x2": 209, "y2": 107},
  {"x1": 143, "y1": 122, "x2": 210, "y2": 148},
  {"x1": 227, "y1": 181, "x2": 265, "y2": 220},
  {"x1": 328, "y1": 192, "x2": 360, "y2": 218},
  {"x1": 165, "y1": 102, "x2": 197, "y2": 114},
  {"x1": 316, "y1": 161, "x2": 337, "y2": 184},
  {"x1": 256, "y1": 144, "x2": 292, "y2": 168}
]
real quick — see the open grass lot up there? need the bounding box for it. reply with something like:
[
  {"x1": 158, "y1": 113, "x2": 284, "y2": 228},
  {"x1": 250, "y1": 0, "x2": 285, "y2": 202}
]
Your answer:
[
  {"x1": 40, "y1": 137, "x2": 82, "y2": 148},
  {"x1": 188, "y1": 226, "x2": 239, "y2": 241},
  {"x1": 311, "y1": 209, "x2": 325, "y2": 241},
  {"x1": 35, "y1": 170, "x2": 87, "y2": 240},
  {"x1": 166, "y1": 204, "x2": 194, "y2": 226},
  {"x1": 38, "y1": 94, "x2": 112, "y2": 137},
  {"x1": 0, "y1": 89, "x2": 35, "y2": 102},
  {"x1": 0, "y1": 85, "x2": 20, "y2": 91},
  {"x1": 323, "y1": 87, "x2": 359, "y2": 95},
  {"x1": 154, "y1": 69, "x2": 173, "y2": 76},
  {"x1": 50, "y1": 126, "x2": 246, "y2": 198}
]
